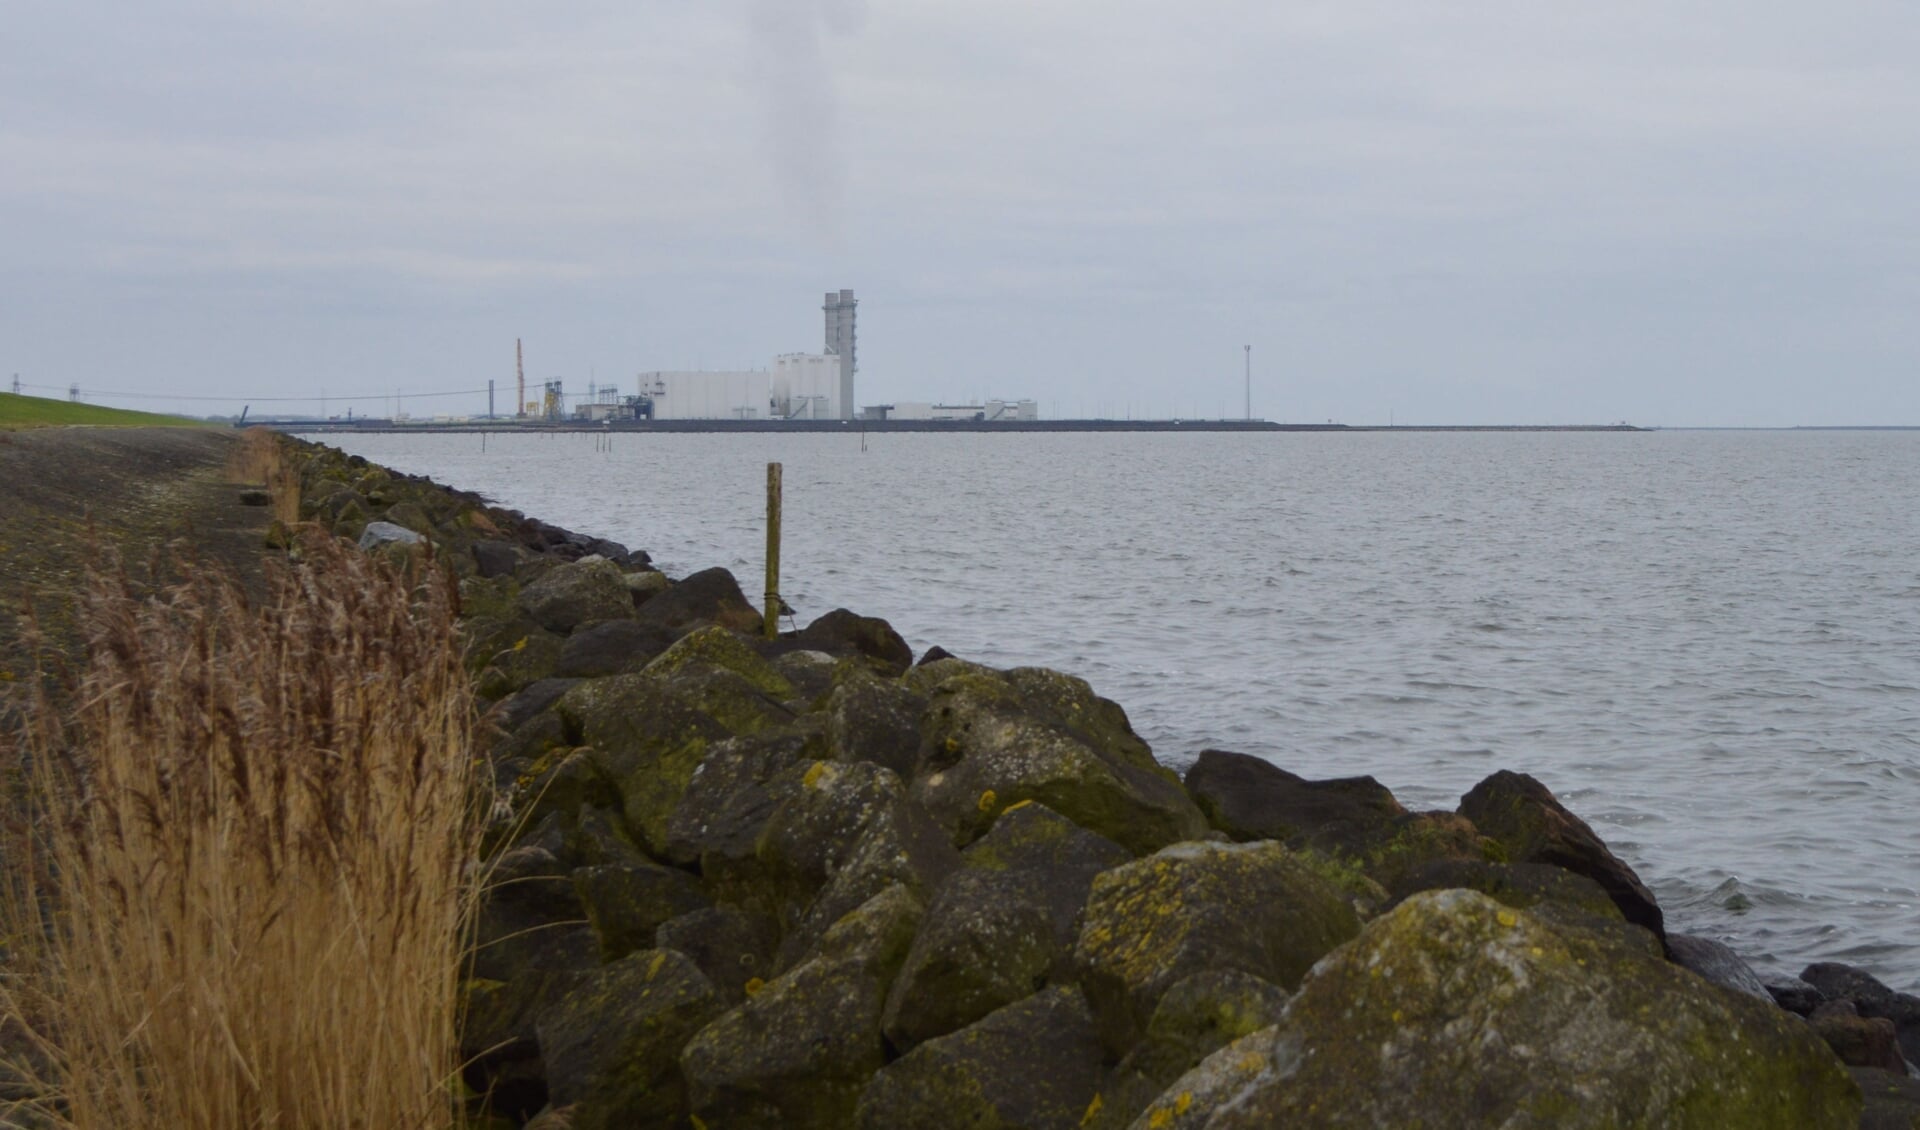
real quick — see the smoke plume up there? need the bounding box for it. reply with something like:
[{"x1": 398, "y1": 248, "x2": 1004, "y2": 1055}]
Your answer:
[{"x1": 747, "y1": 0, "x2": 867, "y2": 235}]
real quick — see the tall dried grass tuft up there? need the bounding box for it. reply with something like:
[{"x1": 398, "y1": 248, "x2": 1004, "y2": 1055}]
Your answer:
[
  {"x1": 227, "y1": 426, "x2": 302, "y2": 526},
  {"x1": 1, "y1": 531, "x2": 481, "y2": 1129}
]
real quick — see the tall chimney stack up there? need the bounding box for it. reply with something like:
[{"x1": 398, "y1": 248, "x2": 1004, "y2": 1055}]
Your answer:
[{"x1": 823, "y1": 289, "x2": 857, "y2": 420}]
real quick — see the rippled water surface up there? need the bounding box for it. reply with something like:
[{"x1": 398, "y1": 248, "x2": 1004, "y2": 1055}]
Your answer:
[{"x1": 325, "y1": 428, "x2": 1920, "y2": 990}]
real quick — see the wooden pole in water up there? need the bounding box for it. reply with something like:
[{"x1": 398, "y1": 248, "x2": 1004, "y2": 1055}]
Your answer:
[{"x1": 764, "y1": 461, "x2": 783, "y2": 639}]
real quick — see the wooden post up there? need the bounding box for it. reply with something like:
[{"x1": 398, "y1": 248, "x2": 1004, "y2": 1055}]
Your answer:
[{"x1": 764, "y1": 461, "x2": 783, "y2": 639}]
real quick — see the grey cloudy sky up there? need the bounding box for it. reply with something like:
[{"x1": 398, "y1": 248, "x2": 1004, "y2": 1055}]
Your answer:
[{"x1": 5, "y1": 1, "x2": 1918, "y2": 425}]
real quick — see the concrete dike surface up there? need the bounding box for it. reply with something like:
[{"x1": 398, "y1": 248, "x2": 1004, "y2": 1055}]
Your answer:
[{"x1": 7, "y1": 429, "x2": 1912, "y2": 1129}]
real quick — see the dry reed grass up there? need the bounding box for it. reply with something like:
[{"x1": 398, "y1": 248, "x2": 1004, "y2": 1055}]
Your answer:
[
  {"x1": 226, "y1": 426, "x2": 302, "y2": 526},
  {"x1": 1, "y1": 530, "x2": 481, "y2": 1129}
]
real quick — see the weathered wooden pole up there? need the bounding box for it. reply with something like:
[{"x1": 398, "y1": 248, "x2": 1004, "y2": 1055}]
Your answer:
[{"x1": 764, "y1": 461, "x2": 783, "y2": 639}]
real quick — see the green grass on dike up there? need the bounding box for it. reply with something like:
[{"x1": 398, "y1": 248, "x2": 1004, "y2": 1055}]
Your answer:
[{"x1": 0, "y1": 392, "x2": 209, "y2": 431}]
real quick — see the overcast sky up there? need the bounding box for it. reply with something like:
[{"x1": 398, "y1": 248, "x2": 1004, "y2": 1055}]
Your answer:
[{"x1": 5, "y1": 1, "x2": 1919, "y2": 425}]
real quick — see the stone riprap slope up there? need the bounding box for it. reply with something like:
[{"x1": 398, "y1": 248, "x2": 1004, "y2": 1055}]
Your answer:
[{"x1": 286, "y1": 439, "x2": 1914, "y2": 1130}]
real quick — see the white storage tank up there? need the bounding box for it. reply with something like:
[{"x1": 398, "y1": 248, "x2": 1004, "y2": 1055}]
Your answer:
[{"x1": 772, "y1": 354, "x2": 842, "y2": 419}]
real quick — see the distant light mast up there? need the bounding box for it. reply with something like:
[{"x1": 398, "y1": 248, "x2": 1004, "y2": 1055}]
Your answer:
[{"x1": 1244, "y1": 344, "x2": 1251, "y2": 421}]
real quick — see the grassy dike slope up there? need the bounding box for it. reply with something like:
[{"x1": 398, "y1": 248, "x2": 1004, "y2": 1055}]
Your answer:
[{"x1": 0, "y1": 391, "x2": 208, "y2": 431}]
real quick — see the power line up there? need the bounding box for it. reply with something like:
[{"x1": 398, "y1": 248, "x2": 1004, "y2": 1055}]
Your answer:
[{"x1": 12, "y1": 381, "x2": 491, "y2": 405}]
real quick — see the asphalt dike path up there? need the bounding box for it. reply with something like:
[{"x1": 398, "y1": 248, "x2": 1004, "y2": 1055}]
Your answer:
[{"x1": 0, "y1": 427, "x2": 270, "y2": 709}]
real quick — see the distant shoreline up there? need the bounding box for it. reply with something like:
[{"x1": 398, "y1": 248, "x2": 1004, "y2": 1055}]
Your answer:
[{"x1": 272, "y1": 419, "x2": 1649, "y2": 435}]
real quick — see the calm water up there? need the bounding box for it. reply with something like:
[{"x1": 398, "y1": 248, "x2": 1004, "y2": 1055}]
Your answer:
[{"x1": 323, "y1": 429, "x2": 1920, "y2": 991}]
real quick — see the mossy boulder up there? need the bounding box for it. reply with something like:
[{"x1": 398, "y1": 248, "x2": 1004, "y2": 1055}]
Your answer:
[
  {"x1": 645, "y1": 625, "x2": 795, "y2": 699},
  {"x1": 493, "y1": 750, "x2": 617, "y2": 848},
  {"x1": 553, "y1": 618, "x2": 677, "y2": 679},
  {"x1": 1851, "y1": 1065, "x2": 1920, "y2": 1129},
  {"x1": 1119, "y1": 1025, "x2": 1277, "y2": 1130},
  {"x1": 460, "y1": 615, "x2": 556, "y2": 678},
  {"x1": 1073, "y1": 840, "x2": 1359, "y2": 1053},
  {"x1": 470, "y1": 538, "x2": 525, "y2": 579},
  {"x1": 775, "y1": 783, "x2": 960, "y2": 970},
  {"x1": 472, "y1": 844, "x2": 595, "y2": 984},
  {"x1": 1184, "y1": 748, "x2": 1406, "y2": 857},
  {"x1": 822, "y1": 675, "x2": 926, "y2": 779},
  {"x1": 901, "y1": 654, "x2": 1001, "y2": 695},
  {"x1": 305, "y1": 482, "x2": 367, "y2": 524},
  {"x1": 753, "y1": 761, "x2": 954, "y2": 954},
  {"x1": 1459, "y1": 769, "x2": 1667, "y2": 948},
  {"x1": 382, "y1": 499, "x2": 436, "y2": 536},
  {"x1": 572, "y1": 861, "x2": 712, "y2": 961},
  {"x1": 558, "y1": 675, "x2": 731, "y2": 855},
  {"x1": 790, "y1": 608, "x2": 914, "y2": 676},
  {"x1": 656, "y1": 905, "x2": 781, "y2": 1004},
  {"x1": 1800, "y1": 962, "x2": 1920, "y2": 1066},
  {"x1": 488, "y1": 676, "x2": 581, "y2": 737},
  {"x1": 680, "y1": 885, "x2": 923, "y2": 1130},
  {"x1": 633, "y1": 565, "x2": 763, "y2": 635},
  {"x1": 533, "y1": 948, "x2": 722, "y2": 1130},
  {"x1": 1809, "y1": 1003, "x2": 1908, "y2": 1073},
  {"x1": 1091, "y1": 970, "x2": 1292, "y2": 1130},
  {"x1": 855, "y1": 986, "x2": 1106, "y2": 1130},
  {"x1": 660, "y1": 666, "x2": 796, "y2": 735},
  {"x1": 882, "y1": 802, "x2": 1128, "y2": 1051},
  {"x1": 519, "y1": 556, "x2": 636, "y2": 633},
  {"x1": 1174, "y1": 889, "x2": 1861, "y2": 1129},
  {"x1": 1381, "y1": 857, "x2": 1657, "y2": 954},
  {"x1": 458, "y1": 574, "x2": 522, "y2": 622},
  {"x1": 881, "y1": 868, "x2": 1059, "y2": 1051},
  {"x1": 960, "y1": 802, "x2": 1131, "y2": 948},
  {"x1": 663, "y1": 730, "x2": 823, "y2": 872},
  {"x1": 463, "y1": 846, "x2": 601, "y2": 1118},
  {"x1": 913, "y1": 671, "x2": 1206, "y2": 854},
  {"x1": 1361, "y1": 809, "x2": 1504, "y2": 889},
  {"x1": 1002, "y1": 666, "x2": 1161, "y2": 773},
  {"x1": 625, "y1": 568, "x2": 670, "y2": 601},
  {"x1": 475, "y1": 633, "x2": 564, "y2": 701},
  {"x1": 769, "y1": 649, "x2": 841, "y2": 703}
]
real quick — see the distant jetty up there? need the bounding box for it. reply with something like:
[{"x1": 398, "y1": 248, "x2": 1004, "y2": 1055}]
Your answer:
[{"x1": 270, "y1": 418, "x2": 1648, "y2": 435}]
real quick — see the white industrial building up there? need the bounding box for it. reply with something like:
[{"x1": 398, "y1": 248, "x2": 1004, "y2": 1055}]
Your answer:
[
  {"x1": 627, "y1": 288, "x2": 858, "y2": 421},
  {"x1": 888, "y1": 399, "x2": 1039, "y2": 422},
  {"x1": 638, "y1": 370, "x2": 772, "y2": 420},
  {"x1": 771, "y1": 353, "x2": 842, "y2": 419}
]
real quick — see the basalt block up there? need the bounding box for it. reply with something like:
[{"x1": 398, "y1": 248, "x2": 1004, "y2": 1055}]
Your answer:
[
  {"x1": 680, "y1": 885, "x2": 922, "y2": 1130},
  {"x1": 1155, "y1": 889, "x2": 1859, "y2": 1130},
  {"x1": 663, "y1": 730, "x2": 822, "y2": 872},
  {"x1": 1072, "y1": 840, "x2": 1358, "y2": 1054},
  {"x1": 518, "y1": 556, "x2": 636, "y2": 633},
  {"x1": 558, "y1": 675, "x2": 731, "y2": 855},
  {"x1": 1459, "y1": 769, "x2": 1667, "y2": 948},
  {"x1": 1801, "y1": 962, "x2": 1920, "y2": 1067},
  {"x1": 534, "y1": 949, "x2": 721, "y2": 1130},
  {"x1": 960, "y1": 802, "x2": 1131, "y2": 948},
  {"x1": 822, "y1": 675, "x2": 926, "y2": 779},
  {"x1": 645, "y1": 625, "x2": 796, "y2": 699},
  {"x1": 1184, "y1": 748, "x2": 1406, "y2": 857},
  {"x1": 1088, "y1": 969, "x2": 1292, "y2": 1130},
  {"x1": 553, "y1": 618, "x2": 677, "y2": 679},
  {"x1": 633, "y1": 566, "x2": 763, "y2": 635},
  {"x1": 789, "y1": 608, "x2": 914, "y2": 676},
  {"x1": 880, "y1": 867, "x2": 1059, "y2": 1051},
  {"x1": 855, "y1": 986, "x2": 1105, "y2": 1130},
  {"x1": 913, "y1": 672, "x2": 1206, "y2": 854},
  {"x1": 572, "y1": 861, "x2": 713, "y2": 962}
]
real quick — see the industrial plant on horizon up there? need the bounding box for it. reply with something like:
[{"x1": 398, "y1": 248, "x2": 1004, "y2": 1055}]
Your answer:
[{"x1": 523, "y1": 289, "x2": 1039, "y2": 425}]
